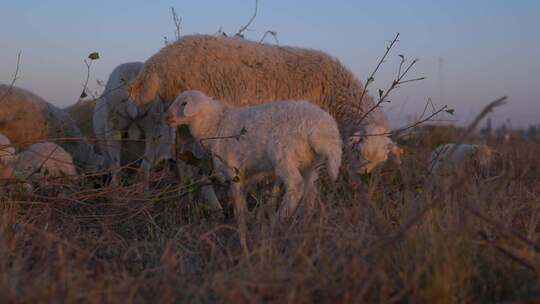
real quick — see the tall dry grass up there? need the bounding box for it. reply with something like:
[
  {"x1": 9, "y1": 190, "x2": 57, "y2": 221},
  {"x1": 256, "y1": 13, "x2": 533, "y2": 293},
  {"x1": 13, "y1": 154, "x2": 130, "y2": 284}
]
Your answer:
[{"x1": 1, "y1": 126, "x2": 539, "y2": 303}]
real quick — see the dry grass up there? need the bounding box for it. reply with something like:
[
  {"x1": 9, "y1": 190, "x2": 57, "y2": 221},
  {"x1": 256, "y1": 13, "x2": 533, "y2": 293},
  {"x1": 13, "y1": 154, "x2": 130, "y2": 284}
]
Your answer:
[{"x1": 1, "y1": 127, "x2": 539, "y2": 303}]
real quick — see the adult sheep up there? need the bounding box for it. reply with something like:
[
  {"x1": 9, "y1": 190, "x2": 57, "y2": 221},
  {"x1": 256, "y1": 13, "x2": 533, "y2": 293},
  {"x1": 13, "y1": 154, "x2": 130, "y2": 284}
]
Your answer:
[
  {"x1": 93, "y1": 62, "x2": 176, "y2": 187},
  {"x1": 0, "y1": 84, "x2": 104, "y2": 173},
  {"x1": 128, "y1": 35, "x2": 402, "y2": 174}
]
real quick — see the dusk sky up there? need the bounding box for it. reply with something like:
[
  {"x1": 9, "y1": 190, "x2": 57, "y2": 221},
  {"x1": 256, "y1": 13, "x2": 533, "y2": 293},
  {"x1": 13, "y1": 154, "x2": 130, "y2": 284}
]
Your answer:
[{"x1": 1, "y1": 0, "x2": 539, "y2": 128}]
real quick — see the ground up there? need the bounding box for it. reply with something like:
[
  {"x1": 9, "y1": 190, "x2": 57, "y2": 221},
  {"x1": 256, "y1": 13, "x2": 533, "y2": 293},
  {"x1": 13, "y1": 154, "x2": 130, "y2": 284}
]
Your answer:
[{"x1": 0, "y1": 126, "x2": 539, "y2": 303}]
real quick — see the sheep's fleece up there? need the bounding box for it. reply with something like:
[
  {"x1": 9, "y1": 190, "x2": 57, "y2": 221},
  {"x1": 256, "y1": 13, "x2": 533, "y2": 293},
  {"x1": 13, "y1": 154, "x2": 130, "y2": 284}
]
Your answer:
[
  {"x1": 0, "y1": 84, "x2": 104, "y2": 172},
  {"x1": 167, "y1": 90, "x2": 342, "y2": 220},
  {"x1": 11, "y1": 142, "x2": 77, "y2": 181},
  {"x1": 93, "y1": 62, "x2": 175, "y2": 182},
  {"x1": 128, "y1": 34, "x2": 400, "y2": 173},
  {"x1": 0, "y1": 132, "x2": 15, "y2": 179},
  {"x1": 429, "y1": 143, "x2": 493, "y2": 176}
]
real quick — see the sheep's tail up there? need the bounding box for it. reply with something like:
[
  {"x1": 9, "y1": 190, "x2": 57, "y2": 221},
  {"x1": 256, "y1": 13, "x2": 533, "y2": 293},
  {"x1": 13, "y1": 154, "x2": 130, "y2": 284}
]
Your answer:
[{"x1": 310, "y1": 125, "x2": 342, "y2": 182}]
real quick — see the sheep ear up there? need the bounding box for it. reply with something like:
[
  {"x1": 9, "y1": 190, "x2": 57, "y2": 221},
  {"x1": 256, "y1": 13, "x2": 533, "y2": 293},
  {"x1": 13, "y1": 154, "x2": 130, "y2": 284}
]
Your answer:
[{"x1": 183, "y1": 100, "x2": 202, "y2": 117}]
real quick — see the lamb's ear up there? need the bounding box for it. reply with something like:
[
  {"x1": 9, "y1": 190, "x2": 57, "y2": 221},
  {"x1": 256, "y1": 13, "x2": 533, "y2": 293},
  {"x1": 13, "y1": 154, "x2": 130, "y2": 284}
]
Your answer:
[{"x1": 183, "y1": 100, "x2": 203, "y2": 117}]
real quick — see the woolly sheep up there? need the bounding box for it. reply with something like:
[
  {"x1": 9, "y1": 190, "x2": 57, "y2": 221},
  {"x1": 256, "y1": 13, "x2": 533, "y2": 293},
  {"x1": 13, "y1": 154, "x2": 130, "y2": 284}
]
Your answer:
[
  {"x1": 0, "y1": 84, "x2": 104, "y2": 173},
  {"x1": 10, "y1": 142, "x2": 77, "y2": 182},
  {"x1": 92, "y1": 62, "x2": 175, "y2": 186},
  {"x1": 127, "y1": 34, "x2": 401, "y2": 174},
  {"x1": 348, "y1": 124, "x2": 403, "y2": 174},
  {"x1": 426, "y1": 143, "x2": 494, "y2": 191},
  {"x1": 166, "y1": 90, "x2": 343, "y2": 222},
  {"x1": 430, "y1": 143, "x2": 493, "y2": 174},
  {"x1": 0, "y1": 133, "x2": 16, "y2": 179}
]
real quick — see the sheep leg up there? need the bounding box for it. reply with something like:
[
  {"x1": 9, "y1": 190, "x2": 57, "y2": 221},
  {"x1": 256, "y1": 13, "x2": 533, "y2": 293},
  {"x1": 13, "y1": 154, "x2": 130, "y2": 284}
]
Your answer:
[
  {"x1": 106, "y1": 138, "x2": 122, "y2": 186},
  {"x1": 230, "y1": 181, "x2": 249, "y2": 255},
  {"x1": 276, "y1": 164, "x2": 305, "y2": 221},
  {"x1": 302, "y1": 168, "x2": 319, "y2": 219}
]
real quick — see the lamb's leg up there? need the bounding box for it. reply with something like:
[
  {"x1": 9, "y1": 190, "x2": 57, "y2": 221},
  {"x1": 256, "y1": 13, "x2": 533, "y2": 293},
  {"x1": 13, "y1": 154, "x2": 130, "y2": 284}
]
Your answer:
[
  {"x1": 230, "y1": 181, "x2": 249, "y2": 255},
  {"x1": 106, "y1": 138, "x2": 122, "y2": 186},
  {"x1": 302, "y1": 168, "x2": 319, "y2": 219},
  {"x1": 141, "y1": 133, "x2": 159, "y2": 193},
  {"x1": 276, "y1": 164, "x2": 305, "y2": 221}
]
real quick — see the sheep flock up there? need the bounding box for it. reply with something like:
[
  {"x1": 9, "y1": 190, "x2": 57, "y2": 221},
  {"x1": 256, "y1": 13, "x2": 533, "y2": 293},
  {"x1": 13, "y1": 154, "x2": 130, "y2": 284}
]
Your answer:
[
  {"x1": 0, "y1": 34, "x2": 498, "y2": 227},
  {"x1": 3, "y1": 29, "x2": 536, "y2": 303}
]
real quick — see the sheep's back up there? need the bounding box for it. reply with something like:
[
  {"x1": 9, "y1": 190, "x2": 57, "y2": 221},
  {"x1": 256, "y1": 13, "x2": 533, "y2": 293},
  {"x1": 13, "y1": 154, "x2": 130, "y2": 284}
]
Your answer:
[{"x1": 144, "y1": 35, "x2": 387, "y2": 134}]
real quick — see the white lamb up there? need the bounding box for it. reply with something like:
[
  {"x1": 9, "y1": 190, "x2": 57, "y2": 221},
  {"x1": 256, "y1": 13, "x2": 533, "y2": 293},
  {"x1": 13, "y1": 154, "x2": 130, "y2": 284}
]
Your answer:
[
  {"x1": 426, "y1": 143, "x2": 494, "y2": 191},
  {"x1": 10, "y1": 142, "x2": 77, "y2": 182},
  {"x1": 0, "y1": 133, "x2": 16, "y2": 179},
  {"x1": 166, "y1": 90, "x2": 343, "y2": 222},
  {"x1": 348, "y1": 124, "x2": 403, "y2": 174},
  {"x1": 93, "y1": 62, "x2": 175, "y2": 186}
]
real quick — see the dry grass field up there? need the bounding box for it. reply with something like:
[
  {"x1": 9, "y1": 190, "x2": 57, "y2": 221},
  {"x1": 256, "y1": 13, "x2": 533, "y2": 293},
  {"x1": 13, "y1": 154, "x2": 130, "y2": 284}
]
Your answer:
[{"x1": 1, "y1": 125, "x2": 539, "y2": 303}]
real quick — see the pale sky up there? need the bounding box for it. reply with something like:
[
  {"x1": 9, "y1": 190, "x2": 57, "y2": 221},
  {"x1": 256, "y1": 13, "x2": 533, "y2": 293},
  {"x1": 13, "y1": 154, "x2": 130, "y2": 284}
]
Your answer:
[{"x1": 1, "y1": 0, "x2": 539, "y2": 128}]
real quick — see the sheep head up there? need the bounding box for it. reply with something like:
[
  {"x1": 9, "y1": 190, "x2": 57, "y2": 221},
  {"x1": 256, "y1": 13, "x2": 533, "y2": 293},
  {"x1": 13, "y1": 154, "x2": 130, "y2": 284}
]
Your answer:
[
  {"x1": 166, "y1": 90, "x2": 223, "y2": 139},
  {"x1": 347, "y1": 124, "x2": 403, "y2": 174}
]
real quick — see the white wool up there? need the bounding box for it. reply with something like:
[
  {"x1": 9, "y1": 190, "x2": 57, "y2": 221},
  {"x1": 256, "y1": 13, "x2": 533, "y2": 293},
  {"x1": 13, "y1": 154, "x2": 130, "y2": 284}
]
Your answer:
[
  {"x1": 93, "y1": 62, "x2": 175, "y2": 186},
  {"x1": 0, "y1": 133, "x2": 16, "y2": 179},
  {"x1": 167, "y1": 90, "x2": 342, "y2": 220},
  {"x1": 429, "y1": 143, "x2": 493, "y2": 176},
  {"x1": 426, "y1": 143, "x2": 494, "y2": 192},
  {"x1": 11, "y1": 142, "x2": 77, "y2": 181},
  {"x1": 348, "y1": 124, "x2": 403, "y2": 174}
]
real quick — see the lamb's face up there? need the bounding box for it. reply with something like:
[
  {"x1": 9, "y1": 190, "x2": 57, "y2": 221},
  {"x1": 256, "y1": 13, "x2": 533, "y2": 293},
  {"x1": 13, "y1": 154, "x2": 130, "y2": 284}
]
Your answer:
[
  {"x1": 348, "y1": 125, "x2": 403, "y2": 174},
  {"x1": 166, "y1": 90, "x2": 212, "y2": 128}
]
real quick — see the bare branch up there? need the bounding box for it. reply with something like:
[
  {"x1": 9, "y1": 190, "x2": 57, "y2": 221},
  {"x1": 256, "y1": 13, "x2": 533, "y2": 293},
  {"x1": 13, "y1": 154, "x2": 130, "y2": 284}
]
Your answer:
[
  {"x1": 357, "y1": 54, "x2": 424, "y2": 125},
  {"x1": 259, "y1": 30, "x2": 279, "y2": 45},
  {"x1": 171, "y1": 7, "x2": 182, "y2": 41},
  {"x1": 235, "y1": 0, "x2": 259, "y2": 38},
  {"x1": 355, "y1": 33, "x2": 400, "y2": 117},
  {"x1": 0, "y1": 51, "x2": 22, "y2": 102}
]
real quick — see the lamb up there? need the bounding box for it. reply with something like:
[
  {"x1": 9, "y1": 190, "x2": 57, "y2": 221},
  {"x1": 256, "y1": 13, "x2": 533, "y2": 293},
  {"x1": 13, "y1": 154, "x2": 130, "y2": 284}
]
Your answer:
[
  {"x1": 348, "y1": 124, "x2": 403, "y2": 174},
  {"x1": 0, "y1": 84, "x2": 104, "y2": 173},
  {"x1": 0, "y1": 133, "x2": 16, "y2": 179},
  {"x1": 10, "y1": 142, "x2": 77, "y2": 182},
  {"x1": 426, "y1": 143, "x2": 494, "y2": 191},
  {"x1": 92, "y1": 62, "x2": 175, "y2": 186},
  {"x1": 166, "y1": 90, "x2": 343, "y2": 223},
  {"x1": 127, "y1": 35, "x2": 401, "y2": 175}
]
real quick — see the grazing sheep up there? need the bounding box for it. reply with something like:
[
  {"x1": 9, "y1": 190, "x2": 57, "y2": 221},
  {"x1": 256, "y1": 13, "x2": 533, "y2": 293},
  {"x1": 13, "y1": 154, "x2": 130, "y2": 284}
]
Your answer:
[
  {"x1": 10, "y1": 142, "x2": 77, "y2": 182},
  {"x1": 127, "y1": 34, "x2": 400, "y2": 174},
  {"x1": 0, "y1": 84, "x2": 104, "y2": 173},
  {"x1": 348, "y1": 124, "x2": 403, "y2": 174},
  {"x1": 0, "y1": 133, "x2": 16, "y2": 179},
  {"x1": 166, "y1": 90, "x2": 343, "y2": 222},
  {"x1": 430, "y1": 143, "x2": 493, "y2": 175},
  {"x1": 426, "y1": 143, "x2": 494, "y2": 191},
  {"x1": 93, "y1": 62, "x2": 175, "y2": 186}
]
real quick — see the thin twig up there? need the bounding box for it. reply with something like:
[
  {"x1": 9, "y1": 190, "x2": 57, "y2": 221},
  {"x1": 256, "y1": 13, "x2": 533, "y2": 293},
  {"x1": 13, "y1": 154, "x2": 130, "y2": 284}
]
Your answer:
[
  {"x1": 259, "y1": 30, "x2": 279, "y2": 45},
  {"x1": 235, "y1": 0, "x2": 259, "y2": 37},
  {"x1": 355, "y1": 33, "x2": 400, "y2": 117},
  {"x1": 0, "y1": 51, "x2": 22, "y2": 102}
]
